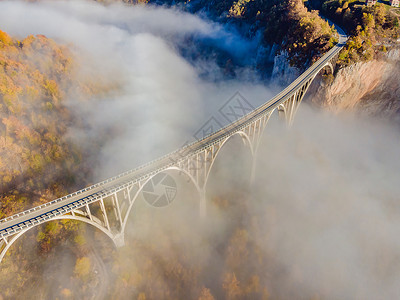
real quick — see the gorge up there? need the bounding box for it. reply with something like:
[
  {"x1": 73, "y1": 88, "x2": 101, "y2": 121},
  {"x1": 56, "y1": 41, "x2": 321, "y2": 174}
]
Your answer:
[{"x1": 0, "y1": 0, "x2": 399, "y2": 299}]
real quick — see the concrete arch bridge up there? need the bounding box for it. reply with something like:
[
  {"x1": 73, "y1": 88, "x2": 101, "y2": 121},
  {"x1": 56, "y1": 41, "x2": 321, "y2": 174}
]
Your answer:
[{"x1": 0, "y1": 28, "x2": 348, "y2": 265}]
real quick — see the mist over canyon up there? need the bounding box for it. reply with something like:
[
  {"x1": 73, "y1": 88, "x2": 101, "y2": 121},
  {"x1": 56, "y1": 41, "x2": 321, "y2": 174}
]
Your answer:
[
  {"x1": 0, "y1": 0, "x2": 278, "y2": 179},
  {"x1": 0, "y1": 1, "x2": 399, "y2": 300}
]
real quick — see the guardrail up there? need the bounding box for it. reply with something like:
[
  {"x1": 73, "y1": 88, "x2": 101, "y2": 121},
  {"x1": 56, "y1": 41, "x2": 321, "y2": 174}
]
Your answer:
[{"x1": 0, "y1": 28, "x2": 348, "y2": 236}]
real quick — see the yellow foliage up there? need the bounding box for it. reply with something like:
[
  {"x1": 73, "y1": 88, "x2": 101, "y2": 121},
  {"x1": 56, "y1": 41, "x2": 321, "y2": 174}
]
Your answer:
[
  {"x1": 0, "y1": 29, "x2": 93, "y2": 218},
  {"x1": 74, "y1": 256, "x2": 91, "y2": 279},
  {"x1": 74, "y1": 234, "x2": 86, "y2": 247},
  {"x1": 222, "y1": 272, "x2": 242, "y2": 299},
  {"x1": 226, "y1": 229, "x2": 249, "y2": 270},
  {"x1": 60, "y1": 288, "x2": 73, "y2": 299},
  {"x1": 198, "y1": 287, "x2": 215, "y2": 300},
  {"x1": 44, "y1": 79, "x2": 60, "y2": 102},
  {"x1": 137, "y1": 293, "x2": 147, "y2": 300},
  {"x1": 2, "y1": 174, "x2": 12, "y2": 183},
  {"x1": 0, "y1": 30, "x2": 12, "y2": 47},
  {"x1": 228, "y1": 0, "x2": 253, "y2": 18}
]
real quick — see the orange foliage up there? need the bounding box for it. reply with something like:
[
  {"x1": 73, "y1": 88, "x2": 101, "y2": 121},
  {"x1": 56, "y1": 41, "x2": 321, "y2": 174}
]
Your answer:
[
  {"x1": 0, "y1": 30, "x2": 12, "y2": 47},
  {"x1": 0, "y1": 29, "x2": 92, "y2": 217}
]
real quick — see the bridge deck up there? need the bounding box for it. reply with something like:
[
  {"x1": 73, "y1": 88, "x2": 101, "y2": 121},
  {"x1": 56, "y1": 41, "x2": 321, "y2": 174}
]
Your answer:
[{"x1": 0, "y1": 27, "x2": 348, "y2": 239}]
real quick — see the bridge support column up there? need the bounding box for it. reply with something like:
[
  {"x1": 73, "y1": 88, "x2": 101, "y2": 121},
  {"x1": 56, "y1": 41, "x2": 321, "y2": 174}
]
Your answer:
[
  {"x1": 247, "y1": 115, "x2": 271, "y2": 185},
  {"x1": 112, "y1": 193, "x2": 123, "y2": 229},
  {"x1": 99, "y1": 198, "x2": 111, "y2": 231},
  {"x1": 127, "y1": 186, "x2": 132, "y2": 204},
  {"x1": 278, "y1": 78, "x2": 313, "y2": 127},
  {"x1": 0, "y1": 237, "x2": 6, "y2": 255},
  {"x1": 113, "y1": 232, "x2": 125, "y2": 248},
  {"x1": 86, "y1": 204, "x2": 93, "y2": 221},
  {"x1": 200, "y1": 189, "x2": 206, "y2": 218},
  {"x1": 250, "y1": 155, "x2": 257, "y2": 185}
]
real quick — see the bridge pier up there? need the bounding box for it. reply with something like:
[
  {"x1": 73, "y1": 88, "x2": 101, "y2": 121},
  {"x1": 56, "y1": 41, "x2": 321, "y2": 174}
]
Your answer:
[
  {"x1": 277, "y1": 77, "x2": 314, "y2": 127},
  {"x1": 112, "y1": 193, "x2": 123, "y2": 230},
  {"x1": 113, "y1": 232, "x2": 125, "y2": 248},
  {"x1": 199, "y1": 189, "x2": 207, "y2": 218},
  {"x1": 99, "y1": 198, "x2": 111, "y2": 231}
]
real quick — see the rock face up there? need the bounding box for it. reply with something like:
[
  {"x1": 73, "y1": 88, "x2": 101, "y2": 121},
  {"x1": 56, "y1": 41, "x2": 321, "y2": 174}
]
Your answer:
[
  {"x1": 306, "y1": 48, "x2": 400, "y2": 123},
  {"x1": 271, "y1": 50, "x2": 300, "y2": 84}
]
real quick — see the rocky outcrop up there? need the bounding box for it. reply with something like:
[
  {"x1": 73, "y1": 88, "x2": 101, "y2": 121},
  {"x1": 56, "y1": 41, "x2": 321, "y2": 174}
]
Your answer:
[
  {"x1": 306, "y1": 48, "x2": 400, "y2": 122},
  {"x1": 271, "y1": 50, "x2": 300, "y2": 84}
]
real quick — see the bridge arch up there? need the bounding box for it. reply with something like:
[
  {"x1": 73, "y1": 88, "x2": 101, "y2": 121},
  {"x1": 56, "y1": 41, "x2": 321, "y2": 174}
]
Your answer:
[
  {"x1": 0, "y1": 26, "x2": 348, "y2": 266},
  {"x1": 121, "y1": 166, "x2": 202, "y2": 234},
  {"x1": 251, "y1": 111, "x2": 274, "y2": 155},
  {"x1": 315, "y1": 61, "x2": 334, "y2": 79},
  {"x1": 204, "y1": 131, "x2": 254, "y2": 188},
  {"x1": 0, "y1": 215, "x2": 117, "y2": 264},
  {"x1": 277, "y1": 103, "x2": 287, "y2": 120}
]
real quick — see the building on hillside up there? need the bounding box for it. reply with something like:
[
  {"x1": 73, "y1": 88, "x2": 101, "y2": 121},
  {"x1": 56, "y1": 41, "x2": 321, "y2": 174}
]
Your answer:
[
  {"x1": 366, "y1": 0, "x2": 377, "y2": 6},
  {"x1": 390, "y1": 0, "x2": 399, "y2": 7}
]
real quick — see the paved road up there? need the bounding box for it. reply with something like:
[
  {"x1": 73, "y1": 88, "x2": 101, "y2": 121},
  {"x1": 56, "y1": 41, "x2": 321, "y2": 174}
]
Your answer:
[{"x1": 0, "y1": 24, "x2": 348, "y2": 240}]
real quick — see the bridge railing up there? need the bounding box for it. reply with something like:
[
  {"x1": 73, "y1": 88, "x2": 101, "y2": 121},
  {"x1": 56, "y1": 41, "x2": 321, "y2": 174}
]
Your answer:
[
  {"x1": 0, "y1": 29, "x2": 348, "y2": 228},
  {"x1": 180, "y1": 36, "x2": 346, "y2": 156}
]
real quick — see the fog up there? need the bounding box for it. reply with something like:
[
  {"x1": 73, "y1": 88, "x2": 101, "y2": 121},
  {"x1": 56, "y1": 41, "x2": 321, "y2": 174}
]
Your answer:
[
  {"x1": 253, "y1": 107, "x2": 400, "y2": 299},
  {"x1": 106, "y1": 105, "x2": 400, "y2": 299},
  {"x1": 0, "y1": 0, "x2": 274, "y2": 179},
  {"x1": 0, "y1": 0, "x2": 400, "y2": 299}
]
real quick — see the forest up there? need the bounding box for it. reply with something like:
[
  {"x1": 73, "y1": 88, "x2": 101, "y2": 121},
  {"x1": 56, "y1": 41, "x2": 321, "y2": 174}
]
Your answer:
[
  {"x1": 0, "y1": 138, "x2": 329, "y2": 299},
  {"x1": 0, "y1": 2, "x2": 329, "y2": 294},
  {"x1": 159, "y1": 0, "x2": 339, "y2": 69},
  {"x1": 0, "y1": 30, "x2": 93, "y2": 219},
  {"x1": 1, "y1": 0, "x2": 399, "y2": 299},
  {"x1": 0, "y1": 27, "x2": 113, "y2": 299},
  {"x1": 0, "y1": 0, "x2": 339, "y2": 218},
  {"x1": 311, "y1": 0, "x2": 400, "y2": 65},
  {"x1": 0, "y1": 1, "x2": 336, "y2": 299}
]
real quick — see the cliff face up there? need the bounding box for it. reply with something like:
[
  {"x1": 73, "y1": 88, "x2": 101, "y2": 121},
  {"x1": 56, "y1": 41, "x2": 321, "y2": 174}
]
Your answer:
[
  {"x1": 271, "y1": 50, "x2": 300, "y2": 84},
  {"x1": 306, "y1": 48, "x2": 400, "y2": 122}
]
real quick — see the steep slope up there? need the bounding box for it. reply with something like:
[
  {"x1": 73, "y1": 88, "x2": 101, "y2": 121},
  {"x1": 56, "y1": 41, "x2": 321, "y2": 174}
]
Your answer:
[
  {"x1": 0, "y1": 28, "x2": 118, "y2": 299},
  {"x1": 306, "y1": 48, "x2": 400, "y2": 122},
  {"x1": 140, "y1": 0, "x2": 338, "y2": 74},
  {"x1": 0, "y1": 30, "x2": 94, "y2": 218}
]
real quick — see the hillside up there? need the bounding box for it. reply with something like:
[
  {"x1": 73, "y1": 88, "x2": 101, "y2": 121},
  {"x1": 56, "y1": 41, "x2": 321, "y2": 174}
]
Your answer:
[
  {"x1": 0, "y1": 1, "x2": 399, "y2": 299},
  {"x1": 0, "y1": 31, "x2": 97, "y2": 218},
  {"x1": 131, "y1": 0, "x2": 338, "y2": 72},
  {"x1": 0, "y1": 29, "x2": 115, "y2": 299},
  {"x1": 304, "y1": 0, "x2": 400, "y2": 121},
  {"x1": 306, "y1": 47, "x2": 400, "y2": 121},
  {"x1": 0, "y1": 2, "x2": 339, "y2": 298},
  {"x1": 311, "y1": 0, "x2": 400, "y2": 66}
]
